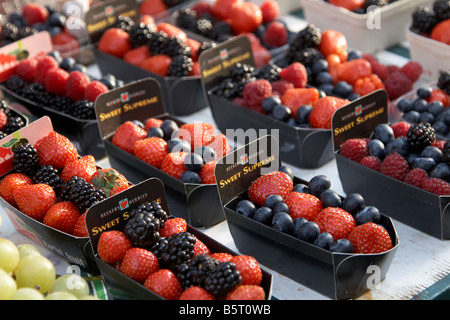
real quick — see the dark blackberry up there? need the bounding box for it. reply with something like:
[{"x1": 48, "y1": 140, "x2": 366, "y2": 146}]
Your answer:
[
  {"x1": 433, "y1": 0, "x2": 450, "y2": 22},
  {"x1": 163, "y1": 36, "x2": 191, "y2": 57},
  {"x1": 208, "y1": 21, "x2": 232, "y2": 41},
  {"x1": 129, "y1": 23, "x2": 153, "y2": 48},
  {"x1": 234, "y1": 77, "x2": 256, "y2": 98},
  {"x1": 214, "y1": 78, "x2": 237, "y2": 100},
  {"x1": 176, "y1": 254, "x2": 220, "y2": 289},
  {"x1": 18, "y1": 26, "x2": 38, "y2": 39},
  {"x1": 12, "y1": 143, "x2": 39, "y2": 176},
  {"x1": 3, "y1": 116, "x2": 25, "y2": 134},
  {"x1": 150, "y1": 237, "x2": 169, "y2": 262},
  {"x1": 407, "y1": 122, "x2": 436, "y2": 152},
  {"x1": 124, "y1": 204, "x2": 164, "y2": 248},
  {"x1": 257, "y1": 63, "x2": 281, "y2": 82},
  {"x1": 442, "y1": 140, "x2": 450, "y2": 164},
  {"x1": 1, "y1": 23, "x2": 19, "y2": 43},
  {"x1": 59, "y1": 176, "x2": 107, "y2": 212},
  {"x1": 411, "y1": 6, "x2": 437, "y2": 34},
  {"x1": 289, "y1": 47, "x2": 324, "y2": 69},
  {"x1": 163, "y1": 0, "x2": 184, "y2": 7},
  {"x1": 175, "y1": 8, "x2": 198, "y2": 32},
  {"x1": 35, "y1": 90, "x2": 57, "y2": 108},
  {"x1": 287, "y1": 24, "x2": 321, "y2": 60},
  {"x1": 363, "y1": 0, "x2": 388, "y2": 12},
  {"x1": 112, "y1": 15, "x2": 135, "y2": 32},
  {"x1": 159, "y1": 231, "x2": 196, "y2": 269},
  {"x1": 195, "y1": 18, "x2": 213, "y2": 37},
  {"x1": 146, "y1": 201, "x2": 169, "y2": 226},
  {"x1": 0, "y1": 132, "x2": 7, "y2": 139},
  {"x1": 438, "y1": 70, "x2": 450, "y2": 95},
  {"x1": 71, "y1": 99, "x2": 95, "y2": 119},
  {"x1": 196, "y1": 41, "x2": 217, "y2": 58},
  {"x1": 230, "y1": 63, "x2": 257, "y2": 82},
  {"x1": 53, "y1": 96, "x2": 75, "y2": 115},
  {"x1": 148, "y1": 31, "x2": 168, "y2": 55},
  {"x1": 168, "y1": 55, "x2": 194, "y2": 77},
  {"x1": 0, "y1": 100, "x2": 11, "y2": 116},
  {"x1": 3, "y1": 75, "x2": 27, "y2": 94},
  {"x1": 22, "y1": 83, "x2": 45, "y2": 102},
  {"x1": 32, "y1": 165, "x2": 62, "y2": 192},
  {"x1": 204, "y1": 261, "x2": 242, "y2": 297}
]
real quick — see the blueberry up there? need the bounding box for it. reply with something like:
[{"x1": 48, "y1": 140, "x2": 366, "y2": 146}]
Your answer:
[
  {"x1": 308, "y1": 175, "x2": 331, "y2": 197},
  {"x1": 385, "y1": 137, "x2": 410, "y2": 157},
  {"x1": 147, "y1": 126, "x2": 164, "y2": 138},
  {"x1": 293, "y1": 183, "x2": 309, "y2": 193},
  {"x1": 100, "y1": 74, "x2": 117, "y2": 89},
  {"x1": 332, "y1": 81, "x2": 353, "y2": 98},
  {"x1": 311, "y1": 59, "x2": 328, "y2": 75},
  {"x1": 316, "y1": 72, "x2": 334, "y2": 85},
  {"x1": 433, "y1": 121, "x2": 449, "y2": 136},
  {"x1": 414, "y1": 99, "x2": 428, "y2": 113},
  {"x1": 313, "y1": 232, "x2": 334, "y2": 250},
  {"x1": 264, "y1": 194, "x2": 284, "y2": 209},
  {"x1": 273, "y1": 201, "x2": 290, "y2": 214},
  {"x1": 48, "y1": 26, "x2": 62, "y2": 37},
  {"x1": 160, "y1": 119, "x2": 179, "y2": 140},
  {"x1": 48, "y1": 51, "x2": 63, "y2": 64},
  {"x1": 184, "y1": 153, "x2": 204, "y2": 172},
  {"x1": 292, "y1": 218, "x2": 308, "y2": 238},
  {"x1": 412, "y1": 157, "x2": 436, "y2": 173},
  {"x1": 430, "y1": 163, "x2": 450, "y2": 182},
  {"x1": 179, "y1": 171, "x2": 202, "y2": 184},
  {"x1": 442, "y1": 109, "x2": 450, "y2": 126},
  {"x1": 420, "y1": 146, "x2": 443, "y2": 164},
  {"x1": 167, "y1": 139, "x2": 190, "y2": 153},
  {"x1": 132, "y1": 120, "x2": 144, "y2": 128},
  {"x1": 295, "y1": 105, "x2": 312, "y2": 125},
  {"x1": 261, "y1": 96, "x2": 281, "y2": 113},
  {"x1": 347, "y1": 92, "x2": 361, "y2": 101},
  {"x1": 194, "y1": 146, "x2": 217, "y2": 163},
  {"x1": 354, "y1": 206, "x2": 380, "y2": 225},
  {"x1": 319, "y1": 83, "x2": 334, "y2": 95},
  {"x1": 253, "y1": 207, "x2": 274, "y2": 225},
  {"x1": 402, "y1": 110, "x2": 420, "y2": 123},
  {"x1": 397, "y1": 98, "x2": 414, "y2": 113},
  {"x1": 295, "y1": 221, "x2": 320, "y2": 243},
  {"x1": 116, "y1": 79, "x2": 125, "y2": 88},
  {"x1": 417, "y1": 87, "x2": 433, "y2": 99},
  {"x1": 70, "y1": 64, "x2": 87, "y2": 73},
  {"x1": 279, "y1": 165, "x2": 294, "y2": 180},
  {"x1": 60, "y1": 57, "x2": 76, "y2": 71},
  {"x1": 330, "y1": 239, "x2": 353, "y2": 253},
  {"x1": 48, "y1": 12, "x2": 67, "y2": 28},
  {"x1": 272, "y1": 212, "x2": 294, "y2": 233},
  {"x1": 342, "y1": 193, "x2": 365, "y2": 215},
  {"x1": 272, "y1": 104, "x2": 291, "y2": 122},
  {"x1": 420, "y1": 112, "x2": 435, "y2": 125},
  {"x1": 428, "y1": 101, "x2": 444, "y2": 116},
  {"x1": 373, "y1": 123, "x2": 395, "y2": 145},
  {"x1": 368, "y1": 139, "x2": 385, "y2": 159},
  {"x1": 235, "y1": 200, "x2": 257, "y2": 218},
  {"x1": 320, "y1": 189, "x2": 342, "y2": 208},
  {"x1": 407, "y1": 153, "x2": 420, "y2": 167}
]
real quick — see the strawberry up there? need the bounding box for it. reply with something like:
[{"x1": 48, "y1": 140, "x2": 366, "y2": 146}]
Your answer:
[
  {"x1": 230, "y1": 2, "x2": 263, "y2": 34},
  {"x1": 157, "y1": 22, "x2": 187, "y2": 41},
  {"x1": 177, "y1": 122, "x2": 215, "y2": 150},
  {"x1": 34, "y1": 55, "x2": 59, "y2": 85},
  {"x1": 206, "y1": 133, "x2": 231, "y2": 159},
  {"x1": 22, "y1": 3, "x2": 49, "y2": 26},
  {"x1": 186, "y1": 38, "x2": 201, "y2": 61},
  {"x1": 15, "y1": 57, "x2": 38, "y2": 82},
  {"x1": 84, "y1": 80, "x2": 109, "y2": 102},
  {"x1": 120, "y1": 247, "x2": 159, "y2": 284},
  {"x1": 328, "y1": 0, "x2": 365, "y2": 11},
  {"x1": 73, "y1": 211, "x2": 89, "y2": 237},
  {"x1": 13, "y1": 184, "x2": 56, "y2": 221},
  {"x1": 52, "y1": 31, "x2": 80, "y2": 58},
  {"x1": 159, "y1": 217, "x2": 187, "y2": 237},
  {"x1": 60, "y1": 155, "x2": 97, "y2": 182},
  {"x1": 140, "y1": 0, "x2": 168, "y2": 16},
  {"x1": 179, "y1": 286, "x2": 215, "y2": 300},
  {"x1": 35, "y1": 131, "x2": 79, "y2": 169},
  {"x1": 139, "y1": 15, "x2": 157, "y2": 32},
  {"x1": 133, "y1": 137, "x2": 168, "y2": 169},
  {"x1": 285, "y1": 192, "x2": 323, "y2": 221},
  {"x1": 280, "y1": 62, "x2": 308, "y2": 88},
  {"x1": 97, "y1": 230, "x2": 132, "y2": 265},
  {"x1": 123, "y1": 46, "x2": 151, "y2": 66},
  {"x1": 380, "y1": 153, "x2": 410, "y2": 181},
  {"x1": 160, "y1": 152, "x2": 189, "y2": 179},
  {"x1": 212, "y1": 0, "x2": 241, "y2": 21},
  {"x1": 313, "y1": 207, "x2": 356, "y2": 240},
  {"x1": 210, "y1": 252, "x2": 233, "y2": 262},
  {"x1": 66, "y1": 71, "x2": 91, "y2": 102},
  {"x1": 0, "y1": 173, "x2": 33, "y2": 206},
  {"x1": 281, "y1": 88, "x2": 320, "y2": 117},
  {"x1": 248, "y1": 171, "x2": 294, "y2": 206},
  {"x1": 42, "y1": 201, "x2": 81, "y2": 234},
  {"x1": 0, "y1": 110, "x2": 6, "y2": 130},
  {"x1": 144, "y1": 118, "x2": 163, "y2": 130},
  {"x1": 98, "y1": 28, "x2": 132, "y2": 58},
  {"x1": 89, "y1": 168, "x2": 129, "y2": 197},
  {"x1": 430, "y1": 19, "x2": 450, "y2": 45},
  {"x1": 193, "y1": 237, "x2": 211, "y2": 256},
  {"x1": 347, "y1": 222, "x2": 393, "y2": 254},
  {"x1": 231, "y1": 255, "x2": 262, "y2": 286},
  {"x1": 421, "y1": 177, "x2": 450, "y2": 195},
  {"x1": 353, "y1": 74, "x2": 384, "y2": 96},
  {"x1": 339, "y1": 138, "x2": 369, "y2": 162},
  {"x1": 404, "y1": 168, "x2": 429, "y2": 188},
  {"x1": 110, "y1": 184, "x2": 131, "y2": 196},
  {"x1": 200, "y1": 161, "x2": 217, "y2": 184},
  {"x1": 144, "y1": 269, "x2": 183, "y2": 300},
  {"x1": 226, "y1": 285, "x2": 265, "y2": 300},
  {"x1": 44, "y1": 68, "x2": 69, "y2": 96},
  {"x1": 112, "y1": 121, "x2": 147, "y2": 154},
  {"x1": 139, "y1": 54, "x2": 172, "y2": 77},
  {"x1": 319, "y1": 29, "x2": 348, "y2": 62},
  {"x1": 260, "y1": 0, "x2": 280, "y2": 23},
  {"x1": 427, "y1": 89, "x2": 450, "y2": 107},
  {"x1": 309, "y1": 96, "x2": 350, "y2": 129}
]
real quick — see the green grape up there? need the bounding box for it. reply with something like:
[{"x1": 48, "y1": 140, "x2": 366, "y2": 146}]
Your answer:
[
  {"x1": 10, "y1": 288, "x2": 44, "y2": 300},
  {"x1": 0, "y1": 238, "x2": 20, "y2": 273},
  {"x1": 17, "y1": 244, "x2": 41, "y2": 259},
  {"x1": 0, "y1": 268, "x2": 17, "y2": 300},
  {"x1": 45, "y1": 292, "x2": 78, "y2": 300},
  {"x1": 50, "y1": 274, "x2": 89, "y2": 298},
  {"x1": 14, "y1": 254, "x2": 56, "y2": 294}
]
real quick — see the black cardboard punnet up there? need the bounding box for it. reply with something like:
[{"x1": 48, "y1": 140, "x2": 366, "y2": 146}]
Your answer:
[
  {"x1": 199, "y1": 36, "x2": 334, "y2": 169},
  {"x1": 94, "y1": 78, "x2": 225, "y2": 228},
  {"x1": 0, "y1": 116, "x2": 100, "y2": 274},
  {"x1": 85, "y1": 177, "x2": 273, "y2": 300},
  {"x1": 215, "y1": 134, "x2": 399, "y2": 300},
  {"x1": 333, "y1": 89, "x2": 450, "y2": 240}
]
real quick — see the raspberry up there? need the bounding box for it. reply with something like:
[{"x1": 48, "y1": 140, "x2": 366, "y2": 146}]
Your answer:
[
  {"x1": 34, "y1": 55, "x2": 59, "y2": 85},
  {"x1": 400, "y1": 61, "x2": 423, "y2": 83},
  {"x1": 383, "y1": 71, "x2": 413, "y2": 100},
  {"x1": 391, "y1": 121, "x2": 411, "y2": 138},
  {"x1": 309, "y1": 96, "x2": 349, "y2": 129},
  {"x1": 271, "y1": 80, "x2": 294, "y2": 96},
  {"x1": 380, "y1": 152, "x2": 410, "y2": 181},
  {"x1": 66, "y1": 71, "x2": 91, "y2": 102},
  {"x1": 370, "y1": 61, "x2": 388, "y2": 81},
  {"x1": 15, "y1": 57, "x2": 38, "y2": 82},
  {"x1": 404, "y1": 168, "x2": 429, "y2": 188},
  {"x1": 359, "y1": 155, "x2": 381, "y2": 171},
  {"x1": 432, "y1": 140, "x2": 446, "y2": 151},
  {"x1": 84, "y1": 81, "x2": 109, "y2": 102},
  {"x1": 421, "y1": 177, "x2": 450, "y2": 195},
  {"x1": 279, "y1": 62, "x2": 307, "y2": 88},
  {"x1": 263, "y1": 21, "x2": 288, "y2": 48},
  {"x1": 339, "y1": 139, "x2": 369, "y2": 162},
  {"x1": 22, "y1": 3, "x2": 49, "y2": 26},
  {"x1": 242, "y1": 79, "x2": 272, "y2": 107},
  {"x1": 44, "y1": 68, "x2": 69, "y2": 96}
]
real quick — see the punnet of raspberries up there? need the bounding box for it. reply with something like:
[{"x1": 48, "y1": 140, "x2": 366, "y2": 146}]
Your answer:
[
  {"x1": 234, "y1": 169, "x2": 395, "y2": 255},
  {"x1": 96, "y1": 212, "x2": 267, "y2": 300},
  {"x1": 112, "y1": 118, "x2": 232, "y2": 185},
  {"x1": 338, "y1": 121, "x2": 450, "y2": 196}
]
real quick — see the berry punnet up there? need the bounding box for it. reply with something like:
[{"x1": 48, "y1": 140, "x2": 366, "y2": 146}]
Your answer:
[
  {"x1": 410, "y1": 1, "x2": 450, "y2": 46},
  {"x1": 234, "y1": 171, "x2": 394, "y2": 254}
]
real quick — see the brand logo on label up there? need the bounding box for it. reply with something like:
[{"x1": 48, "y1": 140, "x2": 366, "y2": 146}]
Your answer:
[
  {"x1": 120, "y1": 92, "x2": 129, "y2": 103},
  {"x1": 220, "y1": 49, "x2": 228, "y2": 60},
  {"x1": 355, "y1": 105, "x2": 362, "y2": 116},
  {"x1": 119, "y1": 198, "x2": 129, "y2": 210},
  {"x1": 105, "y1": 5, "x2": 114, "y2": 16},
  {"x1": 240, "y1": 154, "x2": 248, "y2": 165}
]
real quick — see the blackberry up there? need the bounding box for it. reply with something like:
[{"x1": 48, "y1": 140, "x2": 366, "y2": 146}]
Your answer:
[
  {"x1": 234, "y1": 77, "x2": 256, "y2": 98},
  {"x1": 112, "y1": 15, "x2": 135, "y2": 32},
  {"x1": 129, "y1": 23, "x2": 153, "y2": 48},
  {"x1": 150, "y1": 237, "x2": 169, "y2": 262},
  {"x1": 287, "y1": 24, "x2": 321, "y2": 60},
  {"x1": 438, "y1": 70, "x2": 450, "y2": 95},
  {"x1": 289, "y1": 47, "x2": 324, "y2": 69},
  {"x1": 71, "y1": 99, "x2": 95, "y2": 119},
  {"x1": 18, "y1": 26, "x2": 38, "y2": 39},
  {"x1": 1, "y1": 23, "x2": 19, "y2": 43},
  {"x1": 145, "y1": 201, "x2": 169, "y2": 226},
  {"x1": 22, "y1": 83, "x2": 45, "y2": 102},
  {"x1": 163, "y1": 36, "x2": 191, "y2": 57},
  {"x1": 407, "y1": 122, "x2": 436, "y2": 152},
  {"x1": 163, "y1": 0, "x2": 185, "y2": 7},
  {"x1": 214, "y1": 78, "x2": 237, "y2": 100},
  {"x1": 176, "y1": 254, "x2": 220, "y2": 289},
  {"x1": 0, "y1": 100, "x2": 11, "y2": 116},
  {"x1": 175, "y1": 8, "x2": 198, "y2": 32},
  {"x1": 159, "y1": 231, "x2": 196, "y2": 269},
  {"x1": 168, "y1": 55, "x2": 194, "y2": 77},
  {"x1": 433, "y1": 0, "x2": 450, "y2": 22},
  {"x1": 12, "y1": 143, "x2": 39, "y2": 176},
  {"x1": 124, "y1": 203, "x2": 165, "y2": 248},
  {"x1": 32, "y1": 165, "x2": 62, "y2": 192},
  {"x1": 0, "y1": 132, "x2": 7, "y2": 139},
  {"x1": 60, "y1": 176, "x2": 107, "y2": 212},
  {"x1": 148, "y1": 31, "x2": 168, "y2": 55},
  {"x1": 443, "y1": 140, "x2": 450, "y2": 164},
  {"x1": 35, "y1": 90, "x2": 57, "y2": 108},
  {"x1": 3, "y1": 75, "x2": 27, "y2": 94},
  {"x1": 257, "y1": 63, "x2": 281, "y2": 82},
  {"x1": 411, "y1": 6, "x2": 437, "y2": 34},
  {"x1": 195, "y1": 18, "x2": 213, "y2": 37},
  {"x1": 204, "y1": 261, "x2": 242, "y2": 297},
  {"x1": 208, "y1": 21, "x2": 232, "y2": 41},
  {"x1": 3, "y1": 116, "x2": 25, "y2": 134},
  {"x1": 230, "y1": 63, "x2": 256, "y2": 82},
  {"x1": 52, "y1": 96, "x2": 75, "y2": 115},
  {"x1": 363, "y1": 0, "x2": 388, "y2": 12},
  {"x1": 196, "y1": 41, "x2": 217, "y2": 58}
]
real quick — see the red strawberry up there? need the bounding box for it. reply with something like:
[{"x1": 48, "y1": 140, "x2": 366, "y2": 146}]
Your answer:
[
  {"x1": 200, "y1": 161, "x2": 217, "y2": 184},
  {"x1": 280, "y1": 62, "x2": 308, "y2": 88},
  {"x1": 421, "y1": 177, "x2": 450, "y2": 195},
  {"x1": 230, "y1": 2, "x2": 263, "y2": 34},
  {"x1": 231, "y1": 255, "x2": 262, "y2": 286},
  {"x1": 110, "y1": 184, "x2": 131, "y2": 196},
  {"x1": 52, "y1": 31, "x2": 80, "y2": 58},
  {"x1": 89, "y1": 168, "x2": 129, "y2": 197},
  {"x1": 339, "y1": 138, "x2": 369, "y2": 162},
  {"x1": 97, "y1": 230, "x2": 132, "y2": 265},
  {"x1": 186, "y1": 38, "x2": 201, "y2": 61},
  {"x1": 140, "y1": 54, "x2": 173, "y2": 77},
  {"x1": 319, "y1": 29, "x2": 348, "y2": 62},
  {"x1": 159, "y1": 217, "x2": 187, "y2": 237},
  {"x1": 157, "y1": 22, "x2": 187, "y2": 41},
  {"x1": 22, "y1": 3, "x2": 48, "y2": 26},
  {"x1": 15, "y1": 57, "x2": 38, "y2": 82},
  {"x1": 391, "y1": 121, "x2": 411, "y2": 138},
  {"x1": 0, "y1": 173, "x2": 33, "y2": 206},
  {"x1": 248, "y1": 171, "x2": 293, "y2": 206},
  {"x1": 328, "y1": 0, "x2": 364, "y2": 11},
  {"x1": 260, "y1": 0, "x2": 280, "y2": 23},
  {"x1": 193, "y1": 237, "x2": 211, "y2": 256},
  {"x1": 120, "y1": 247, "x2": 159, "y2": 284},
  {"x1": 226, "y1": 285, "x2": 265, "y2": 300},
  {"x1": 66, "y1": 71, "x2": 91, "y2": 102},
  {"x1": 0, "y1": 110, "x2": 6, "y2": 130},
  {"x1": 140, "y1": 0, "x2": 168, "y2": 16},
  {"x1": 42, "y1": 201, "x2": 81, "y2": 234},
  {"x1": 98, "y1": 28, "x2": 132, "y2": 58},
  {"x1": 313, "y1": 207, "x2": 356, "y2": 240},
  {"x1": 139, "y1": 15, "x2": 157, "y2": 32},
  {"x1": 179, "y1": 286, "x2": 215, "y2": 300},
  {"x1": 84, "y1": 80, "x2": 109, "y2": 102},
  {"x1": 144, "y1": 118, "x2": 163, "y2": 130},
  {"x1": 212, "y1": 0, "x2": 241, "y2": 21},
  {"x1": 35, "y1": 131, "x2": 79, "y2": 169},
  {"x1": 285, "y1": 192, "x2": 323, "y2": 221},
  {"x1": 34, "y1": 55, "x2": 59, "y2": 85},
  {"x1": 206, "y1": 133, "x2": 231, "y2": 158},
  {"x1": 60, "y1": 155, "x2": 97, "y2": 182},
  {"x1": 271, "y1": 79, "x2": 294, "y2": 96},
  {"x1": 177, "y1": 122, "x2": 215, "y2": 151},
  {"x1": 112, "y1": 121, "x2": 147, "y2": 154},
  {"x1": 309, "y1": 96, "x2": 350, "y2": 129},
  {"x1": 13, "y1": 184, "x2": 56, "y2": 221},
  {"x1": 123, "y1": 46, "x2": 151, "y2": 66},
  {"x1": 133, "y1": 137, "x2": 168, "y2": 169},
  {"x1": 73, "y1": 211, "x2": 89, "y2": 237},
  {"x1": 44, "y1": 68, "x2": 69, "y2": 96},
  {"x1": 347, "y1": 222, "x2": 393, "y2": 254},
  {"x1": 160, "y1": 152, "x2": 189, "y2": 179},
  {"x1": 404, "y1": 168, "x2": 429, "y2": 188},
  {"x1": 380, "y1": 152, "x2": 410, "y2": 181},
  {"x1": 359, "y1": 156, "x2": 382, "y2": 171},
  {"x1": 144, "y1": 269, "x2": 183, "y2": 300},
  {"x1": 281, "y1": 88, "x2": 320, "y2": 117},
  {"x1": 191, "y1": 1, "x2": 213, "y2": 17},
  {"x1": 210, "y1": 252, "x2": 233, "y2": 262}
]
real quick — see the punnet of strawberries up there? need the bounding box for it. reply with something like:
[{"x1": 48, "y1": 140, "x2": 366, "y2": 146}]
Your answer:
[
  {"x1": 410, "y1": 0, "x2": 450, "y2": 46},
  {"x1": 233, "y1": 167, "x2": 395, "y2": 255},
  {"x1": 339, "y1": 120, "x2": 450, "y2": 196},
  {"x1": 0, "y1": 130, "x2": 131, "y2": 237},
  {"x1": 111, "y1": 118, "x2": 231, "y2": 184}
]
